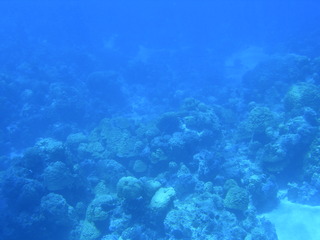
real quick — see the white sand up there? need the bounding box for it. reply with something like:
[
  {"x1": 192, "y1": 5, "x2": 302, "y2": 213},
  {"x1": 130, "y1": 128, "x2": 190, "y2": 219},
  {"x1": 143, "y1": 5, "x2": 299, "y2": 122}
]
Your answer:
[{"x1": 263, "y1": 200, "x2": 320, "y2": 240}]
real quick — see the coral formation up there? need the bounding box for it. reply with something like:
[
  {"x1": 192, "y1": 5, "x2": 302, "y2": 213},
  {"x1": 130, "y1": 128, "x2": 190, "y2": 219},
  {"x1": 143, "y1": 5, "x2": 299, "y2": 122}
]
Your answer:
[
  {"x1": 117, "y1": 177, "x2": 144, "y2": 200},
  {"x1": 2, "y1": 22, "x2": 320, "y2": 240},
  {"x1": 224, "y1": 186, "x2": 250, "y2": 212}
]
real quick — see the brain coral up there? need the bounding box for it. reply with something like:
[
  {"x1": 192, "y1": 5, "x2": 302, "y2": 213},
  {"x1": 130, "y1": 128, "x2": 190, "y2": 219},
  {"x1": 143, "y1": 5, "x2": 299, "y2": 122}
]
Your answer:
[
  {"x1": 117, "y1": 176, "x2": 143, "y2": 200},
  {"x1": 224, "y1": 186, "x2": 249, "y2": 212},
  {"x1": 246, "y1": 106, "x2": 275, "y2": 134},
  {"x1": 150, "y1": 187, "x2": 176, "y2": 212},
  {"x1": 284, "y1": 83, "x2": 320, "y2": 114},
  {"x1": 43, "y1": 161, "x2": 73, "y2": 191}
]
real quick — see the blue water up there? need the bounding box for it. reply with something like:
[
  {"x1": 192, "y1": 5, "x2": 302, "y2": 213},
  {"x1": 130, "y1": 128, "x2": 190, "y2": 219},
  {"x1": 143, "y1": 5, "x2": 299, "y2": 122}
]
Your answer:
[{"x1": 1, "y1": 1, "x2": 320, "y2": 239}]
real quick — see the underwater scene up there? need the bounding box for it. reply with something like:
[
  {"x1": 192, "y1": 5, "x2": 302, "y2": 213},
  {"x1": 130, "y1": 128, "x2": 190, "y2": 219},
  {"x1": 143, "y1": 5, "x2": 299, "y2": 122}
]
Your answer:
[{"x1": 1, "y1": 1, "x2": 320, "y2": 240}]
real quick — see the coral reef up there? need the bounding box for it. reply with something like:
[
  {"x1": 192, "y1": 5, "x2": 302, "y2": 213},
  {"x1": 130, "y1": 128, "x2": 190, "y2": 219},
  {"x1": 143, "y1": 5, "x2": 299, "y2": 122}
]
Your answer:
[{"x1": 2, "y1": 28, "x2": 320, "y2": 240}]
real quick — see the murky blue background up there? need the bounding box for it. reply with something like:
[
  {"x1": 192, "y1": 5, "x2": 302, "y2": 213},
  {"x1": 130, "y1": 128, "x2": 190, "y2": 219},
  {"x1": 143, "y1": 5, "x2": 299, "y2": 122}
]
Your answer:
[{"x1": 1, "y1": 1, "x2": 320, "y2": 240}]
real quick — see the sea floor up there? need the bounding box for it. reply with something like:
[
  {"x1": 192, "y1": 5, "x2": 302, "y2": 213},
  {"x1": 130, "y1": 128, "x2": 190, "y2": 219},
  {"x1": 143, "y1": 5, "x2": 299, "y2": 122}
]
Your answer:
[{"x1": 263, "y1": 199, "x2": 320, "y2": 240}]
